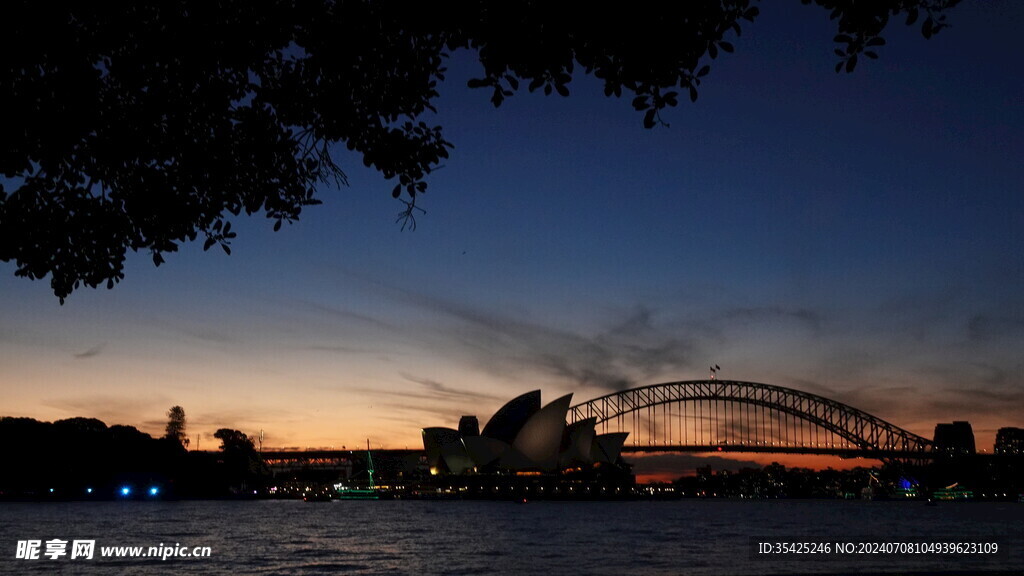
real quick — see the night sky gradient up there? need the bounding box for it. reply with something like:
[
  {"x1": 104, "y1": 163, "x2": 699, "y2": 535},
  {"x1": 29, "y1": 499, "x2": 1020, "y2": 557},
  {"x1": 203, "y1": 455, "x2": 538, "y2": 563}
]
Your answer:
[{"x1": 2, "y1": 2, "x2": 1022, "y2": 476}]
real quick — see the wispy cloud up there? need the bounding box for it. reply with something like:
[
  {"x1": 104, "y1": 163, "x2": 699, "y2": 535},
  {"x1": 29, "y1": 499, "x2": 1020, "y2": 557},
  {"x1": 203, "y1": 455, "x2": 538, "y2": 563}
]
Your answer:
[
  {"x1": 719, "y1": 306, "x2": 823, "y2": 332},
  {"x1": 967, "y1": 313, "x2": 1024, "y2": 343},
  {"x1": 380, "y1": 287, "x2": 701, "y2": 392},
  {"x1": 292, "y1": 299, "x2": 394, "y2": 331},
  {"x1": 73, "y1": 343, "x2": 105, "y2": 359},
  {"x1": 327, "y1": 270, "x2": 1023, "y2": 444},
  {"x1": 306, "y1": 344, "x2": 377, "y2": 355},
  {"x1": 343, "y1": 375, "x2": 508, "y2": 429},
  {"x1": 399, "y1": 373, "x2": 505, "y2": 403}
]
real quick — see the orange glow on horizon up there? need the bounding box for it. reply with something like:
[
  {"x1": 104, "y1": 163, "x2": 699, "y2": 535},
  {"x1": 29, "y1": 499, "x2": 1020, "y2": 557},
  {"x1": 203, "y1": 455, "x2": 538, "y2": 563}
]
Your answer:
[{"x1": 630, "y1": 452, "x2": 880, "y2": 485}]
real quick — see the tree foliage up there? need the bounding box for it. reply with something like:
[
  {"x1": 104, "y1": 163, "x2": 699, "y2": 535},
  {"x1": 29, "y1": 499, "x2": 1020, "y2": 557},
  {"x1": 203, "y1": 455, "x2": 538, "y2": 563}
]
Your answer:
[
  {"x1": 213, "y1": 428, "x2": 255, "y2": 453},
  {"x1": 0, "y1": 0, "x2": 959, "y2": 302},
  {"x1": 213, "y1": 428, "x2": 264, "y2": 489},
  {"x1": 164, "y1": 405, "x2": 187, "y2": 447}
]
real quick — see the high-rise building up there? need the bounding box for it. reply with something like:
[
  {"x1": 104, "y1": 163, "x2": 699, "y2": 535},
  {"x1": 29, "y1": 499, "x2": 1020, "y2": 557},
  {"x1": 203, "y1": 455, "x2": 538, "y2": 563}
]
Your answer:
[
  {"x1": 933, "y1": 421, "x2": 975, "y2": 456},
  {"x1": 995, "y1": 427, "x2": 1024, "y2": 455}
]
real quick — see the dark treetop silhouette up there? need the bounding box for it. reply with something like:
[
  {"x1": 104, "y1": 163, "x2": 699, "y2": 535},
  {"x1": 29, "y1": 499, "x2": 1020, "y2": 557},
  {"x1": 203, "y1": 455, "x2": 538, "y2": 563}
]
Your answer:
[
  {"x1": 164, "y1": 405, "x2": 188, "y2": 448},
  {"x1": 0, "y1": 0, "x2": 958, "y2": 302}
]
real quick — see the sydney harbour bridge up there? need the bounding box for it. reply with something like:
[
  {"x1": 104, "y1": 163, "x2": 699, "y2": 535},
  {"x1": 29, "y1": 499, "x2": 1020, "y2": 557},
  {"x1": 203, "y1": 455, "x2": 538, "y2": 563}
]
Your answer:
[
  {"x1": 265, "y1": 379, "x2": 941, "y2": 475},
  {"x1": 567, "y1": 380, "x2": 935, "y2": 460}
]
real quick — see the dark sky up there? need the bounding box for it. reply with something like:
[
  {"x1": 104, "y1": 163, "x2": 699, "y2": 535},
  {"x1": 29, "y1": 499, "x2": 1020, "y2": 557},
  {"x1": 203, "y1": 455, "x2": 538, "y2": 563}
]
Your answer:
[{"x1": 2, "y1": 2, "x2": 1021, "y2": 467}]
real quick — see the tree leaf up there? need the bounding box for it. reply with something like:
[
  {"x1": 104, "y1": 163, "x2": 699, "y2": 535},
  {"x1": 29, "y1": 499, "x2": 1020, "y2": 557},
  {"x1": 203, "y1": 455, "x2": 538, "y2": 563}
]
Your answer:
[{"x1": 643, "y1": 109, "x2": 656, "y2": 129}]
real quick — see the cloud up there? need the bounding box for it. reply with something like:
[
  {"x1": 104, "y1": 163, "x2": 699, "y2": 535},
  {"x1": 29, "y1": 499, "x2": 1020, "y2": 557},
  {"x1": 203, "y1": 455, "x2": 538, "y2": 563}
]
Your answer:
[
  {"x1": 343, "y1": 375, "x2": 508, "y2": 430},
  {"x1": 967, "y1": 313, "x2": 1024, "y2": 343},
  {"x1": 372, "y1": 402, "x2": 478, "y2": 431},
  {"x1": 292, "y1": 299, "x2": 394, "y2": 331},
  {"x1": 329, "y1": 271, "x2": 1022, "y2": 444},
  {"x1": 380, "y1": 288, "x2": 701, "y2": 392},
  {"x1": 73, "y1": 343, "x2": 105, "y2": 359},
  {"x1": 779, "y1": 377, "x2": 841, "y2": 399},
  {"x1": 306, "y1": 344, "x2": 376, "y2": 355},
  {"x1": 719, "y1": 306, "x2": 823, "y2": 332},
  {"x1": 399, "y1": 373, "x2": 505, "y2": 403}
]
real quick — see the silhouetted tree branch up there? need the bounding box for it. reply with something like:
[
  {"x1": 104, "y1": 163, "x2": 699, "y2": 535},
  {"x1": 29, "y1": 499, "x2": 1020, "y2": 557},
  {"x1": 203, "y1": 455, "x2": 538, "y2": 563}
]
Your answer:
[{"x1": 0, "y1": 0, "x2": 960, "y2": 301}]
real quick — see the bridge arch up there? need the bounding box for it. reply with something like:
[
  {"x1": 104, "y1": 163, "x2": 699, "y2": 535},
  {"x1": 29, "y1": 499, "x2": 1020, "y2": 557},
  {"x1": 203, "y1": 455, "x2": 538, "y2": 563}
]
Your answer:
[{"x1": 569, "y1": 380, "x2": 934, "y2": 459}]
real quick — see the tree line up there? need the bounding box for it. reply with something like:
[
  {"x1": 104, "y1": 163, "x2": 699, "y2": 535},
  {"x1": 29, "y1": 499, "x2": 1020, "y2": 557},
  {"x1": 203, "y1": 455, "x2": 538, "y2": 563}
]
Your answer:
[{"x1": 0, "y1": 407, "x2": 265, "y2": 499}]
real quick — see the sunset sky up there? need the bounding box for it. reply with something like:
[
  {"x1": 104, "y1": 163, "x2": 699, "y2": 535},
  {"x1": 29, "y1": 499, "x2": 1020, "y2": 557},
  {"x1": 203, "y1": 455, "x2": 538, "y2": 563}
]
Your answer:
[{"x1": 2, "y1": 2, "x2": 1022, "y2": 477}]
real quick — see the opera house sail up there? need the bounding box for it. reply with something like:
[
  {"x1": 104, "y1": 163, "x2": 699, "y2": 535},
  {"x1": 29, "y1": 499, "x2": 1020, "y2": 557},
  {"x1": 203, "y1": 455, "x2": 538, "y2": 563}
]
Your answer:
[{"x1": 421, "y1": 391, "x2": 633, "y2": 498}]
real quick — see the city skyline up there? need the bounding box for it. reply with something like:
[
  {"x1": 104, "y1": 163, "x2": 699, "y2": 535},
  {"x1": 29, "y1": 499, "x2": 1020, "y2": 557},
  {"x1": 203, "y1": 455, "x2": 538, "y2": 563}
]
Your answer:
[{"x1": 2, "y1": 2, "x2": 1022, "y2": 474}]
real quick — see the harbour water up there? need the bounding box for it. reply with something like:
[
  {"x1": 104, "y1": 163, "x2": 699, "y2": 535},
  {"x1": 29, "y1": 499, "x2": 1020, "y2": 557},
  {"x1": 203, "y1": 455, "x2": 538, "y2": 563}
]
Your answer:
[{"x1": 2, "y1": 499, "x2": 1022, "y2": 574}]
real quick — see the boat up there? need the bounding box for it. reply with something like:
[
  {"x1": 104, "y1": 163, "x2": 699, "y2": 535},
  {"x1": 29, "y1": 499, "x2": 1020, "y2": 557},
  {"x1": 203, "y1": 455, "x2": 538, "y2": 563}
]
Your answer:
[
  {"x1": 931, "y1": 482, "x2": 973, "y2": 501},
  {"x1": 333, "y1": 440, "x2": 396, "y2": 500}
]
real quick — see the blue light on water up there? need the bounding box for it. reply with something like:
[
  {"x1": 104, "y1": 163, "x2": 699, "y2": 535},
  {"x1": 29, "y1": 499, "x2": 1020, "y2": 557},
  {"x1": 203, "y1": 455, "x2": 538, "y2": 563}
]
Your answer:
[
  {"x1": 149, "y1": 486, "x2": 159, "y2": 496},
  {"x1": 120, "y1": 486, "x2": 131, "y2": 496},
  {"x1": 86, "y1": 488, "x2": 93, "y2": 494}
]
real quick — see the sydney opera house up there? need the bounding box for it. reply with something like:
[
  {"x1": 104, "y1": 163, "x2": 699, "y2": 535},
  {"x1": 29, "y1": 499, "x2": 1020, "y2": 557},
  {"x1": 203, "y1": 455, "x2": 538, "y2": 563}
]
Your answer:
[{"x1": 421, "y1": 391, "x2": 634, "y2": 497}]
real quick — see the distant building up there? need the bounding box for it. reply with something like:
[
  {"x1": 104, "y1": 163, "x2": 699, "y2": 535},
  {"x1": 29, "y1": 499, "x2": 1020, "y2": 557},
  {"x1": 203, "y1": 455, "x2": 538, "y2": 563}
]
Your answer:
[
  {"x1": 458, "y1": 415, "x2": 479, "y2": 438},
  {"x1": 933, "y1": 421, "x2": 976, "y2": 456},
  {"x1": 995, "y1": 427, "x2": 1024, "y2": 455}
]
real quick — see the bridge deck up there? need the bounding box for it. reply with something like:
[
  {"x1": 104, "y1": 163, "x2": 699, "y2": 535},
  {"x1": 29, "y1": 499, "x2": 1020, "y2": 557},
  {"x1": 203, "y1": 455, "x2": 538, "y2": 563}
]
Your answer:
[{"x1": 620, "y1": 444, "x2": 934, "y2": 459}]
